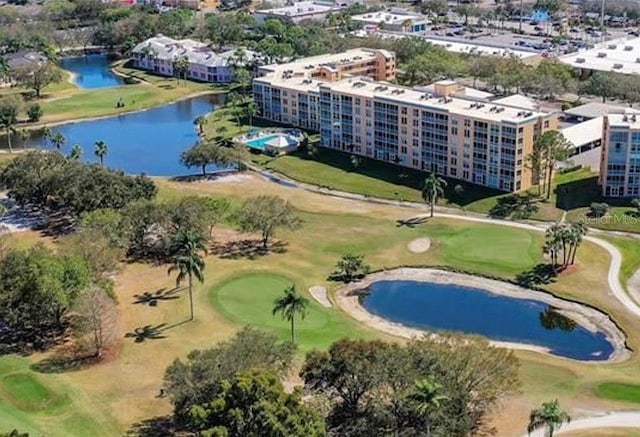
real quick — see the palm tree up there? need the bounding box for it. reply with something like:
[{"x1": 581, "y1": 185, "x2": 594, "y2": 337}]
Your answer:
[
  {"x1": 194, "y1": 116, "x2": 206, "y2": 136},
  {"x1": 272, "y1": 285, "x2": 309, "y2": 344},
  {"x1": 41, "y1": 125, "x2": 52, "y2": 147},
  {"x1": 544, "y1": 224, "x2": 563, "y2": 271},
  {"x1": 94, "y1": 140, "x2": 108, "y2": 165},
  {"x1": 527, "y1": 399, "x2": 571, "y2": 437},
  {"x1": 422, "y1": 172, "x2": 447, "y2": 218},
  {"x1": 172, "y1": 54, "x2": 190, "y2": 85},
  {"x1": 568, "y1": 222, "x2": 587, "y2": 265},
  {"x1": 407, "y1": 379, "x2": 448, "y2": 437},
  {"x1": 0, "y1": 55, "x2": 9, "y2": 82},
  {"x1": 167, "y1": 229, "x2": 207, "y2": 322},
  {"x1": 536, "y1": 131, "x2": 571, "y2": 199},
  {"x1": 50, "y1": 131, "x2": 66, "y2": 151},
  {"x1": 17, "y1": 129, "x2": 30, "y2": 149},
  {"x1": 69, "y1": 144, "x2": 82, "y2": 161}
]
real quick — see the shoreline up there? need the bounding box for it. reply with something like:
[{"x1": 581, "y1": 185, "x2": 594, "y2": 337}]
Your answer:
[
  {"x1": 334, "y1": 268, "x2": 631, "y2": 364},
  {"x1": 28, "y1": 90, "x2": 219, "y2": 131}
]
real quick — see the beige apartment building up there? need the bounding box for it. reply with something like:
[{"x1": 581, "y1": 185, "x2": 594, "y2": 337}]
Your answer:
[{"x1": 253, "y1": 49, "x2": 557, "y2": 192}]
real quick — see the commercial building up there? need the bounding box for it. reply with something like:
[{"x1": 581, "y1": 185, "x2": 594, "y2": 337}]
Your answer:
[
  {"x1": 351, "y1": 8, "x2": 429, "y2": 33},
  {"x1": 560, "y1": 37, "x2": 640, "y2": 75},
  {"x1": 132, "y1": 36, "x2": 257, "y2": 83},
  {"x1": 253, "y1": 1, "x2": 350, "y2": 23},
  {"x1": 600, "y1": 113, "x2": 640, "y2": 197},
  {"x1": 253, "y1": 49, "x2": 557, "y2": 192}
]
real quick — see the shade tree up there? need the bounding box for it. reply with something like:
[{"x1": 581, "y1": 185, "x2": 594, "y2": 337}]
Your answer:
[
  {"x1": 331, "y1": 253, "x2": 370, "y2": 282},
  {"x1": 235, "y1": 195, "x2": 302, "y2": 248},
  {"x1": 163, "y1": 327, "x2": 295, "y2": 426},
  {"x1": 71, "y1": 285, "x2": 119, "y2": 358}
]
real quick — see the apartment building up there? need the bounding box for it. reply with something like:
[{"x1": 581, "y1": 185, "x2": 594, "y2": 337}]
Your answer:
[
  {"x1": 132, "y1": 36, "x2": 257, "y2": 83},
  {"x1": 600, "y1": 113, "x2": 640, "y2": 198},
  {"x1": 253, "y1": 49, "x2": 556, "y2": 192}
]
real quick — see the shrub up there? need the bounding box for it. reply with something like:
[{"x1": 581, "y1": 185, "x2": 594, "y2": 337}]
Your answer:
[
  {"x1": 27, "y1": 103, "x2": 43, "y2": 122},
  {"x1": 589, "y1": 202, "x2": 609, "y2": 217}
]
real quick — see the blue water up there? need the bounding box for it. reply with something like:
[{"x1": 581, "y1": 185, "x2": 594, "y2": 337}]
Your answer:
[
  {"x1": 59, "y1": 54, "x2": 124, "y2": 89},
  {"x1": 246, "y1": 134, "x2": 280, "y2": 150},
  {"x1": 27, "y1": 96, "x2": 221, "y2": 176},
  {"x1": 362, "y1": 280, "x2": 615, "y2": 361}
]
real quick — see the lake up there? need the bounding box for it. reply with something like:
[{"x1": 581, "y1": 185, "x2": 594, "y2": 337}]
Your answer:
[
  {"x1": 361, "y1": 280, "x2": 615, "y2": 361},
  {"x1": 25, "y1": 95, "x2": 222, "y2": 176},
  {"x1": 60, "y1": 54, "x2": 124, "y2": 89}
]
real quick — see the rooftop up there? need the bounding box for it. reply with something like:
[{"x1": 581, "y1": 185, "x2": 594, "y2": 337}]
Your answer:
[
  {"x1": 564, "y1": 102, "x2": 636, "y2": 119},
  {"x1": 561, "y1": 117, "x2": 603, "y2": 148},
  {"x1": 608, "y1": 112, "x2": 640, "y2": 128},
  {"x1": 132, "y1": 36, "x2": 258, "y2": 68},
  {"x1": 6, "y1": 50, "x2": 46, "y2": 70},
  {"x1": 351, "y1": 8, "x2": 427, "y2": 25},
  {"x1": 319, "y1": 77, "x2": 550, "y2": 123},
  {"x1": 560, "y1": 37, "x2": 640, "y2": 74},
  {"x1": 258, "y1": 48, "x2": 392, "y2": 77},
  {"x1": 254, "y1": 1, "x2": 343, "y2": 17},
  {"x1": 492, "y1": 95, "x2": 538, "y2": 111}
]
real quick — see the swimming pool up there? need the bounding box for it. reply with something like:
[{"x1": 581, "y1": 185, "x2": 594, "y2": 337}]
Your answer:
[{"x1": 245, "y1": 135, "x2": 280, "y2": 150}]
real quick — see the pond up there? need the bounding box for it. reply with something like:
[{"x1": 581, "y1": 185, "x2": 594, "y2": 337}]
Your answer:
[
  {"x1": 24, "y1": 95, "x2": 222, "y2": 176},
  {"x1": 361, "y1": 280, "x2": 615, "y2": 361},
  {"x1": 59, "y1": 54, "x2": 124, "y2": 89}
]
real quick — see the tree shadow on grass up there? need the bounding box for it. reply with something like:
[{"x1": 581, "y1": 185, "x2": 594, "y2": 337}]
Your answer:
[
  {"x1": 210, "y1": 239, "x2": 288, "y2": 260},
  {"x1": 124, "y1": 324, "x2": 168, "y2": 343},
  {"x1": 515, "y1": 263, "x2": 557, "y2": 288},
  {"x1": 126, "y1": 415, "x2": 176, "y2": 437},
  {"x1": 124, "y1": 320, "x2": 191, "y2": 343},
  {"x1": 30, "y1": 353, "x2": 100, "y2": 374},
  {"x1": 0, "y1": 324, "x2": 69, "y2": 357},
  {"x1": 133, "y1": 287, "x2": 182, "y2": 306},
  {"x1": 396, "y1": 216, "x2": 428, "y2": 227}
]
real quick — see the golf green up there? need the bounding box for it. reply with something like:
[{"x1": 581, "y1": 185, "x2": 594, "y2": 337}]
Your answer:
[{"x1": 211, "y1": 273, "x2": 372, "y2": 351}]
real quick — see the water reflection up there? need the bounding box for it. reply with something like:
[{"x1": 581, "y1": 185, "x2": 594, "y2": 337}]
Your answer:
[{"x1": 539, "y1": 307, "x2": 577, "y2": 332}]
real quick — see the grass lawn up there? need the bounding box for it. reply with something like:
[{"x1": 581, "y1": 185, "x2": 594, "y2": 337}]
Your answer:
[
  {"x1": 596, "y1": 382, "x2": 640, "y2": 404},
  {"x1": 2, "y1": 59, "x2": 228, "y2": 127},
  {"x1": 0, "y1": 356, "x2": 119, "y2": 436},
  {"x1": 211, "y1": 273, "x2": 376, "y2": 352},
  {"x1": 0, "y1": 175, "x2": 638, "y2": 437}
]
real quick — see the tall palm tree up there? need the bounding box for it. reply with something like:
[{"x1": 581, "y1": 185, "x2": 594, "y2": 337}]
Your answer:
[
  {"x1": 17, "y1": 129, "x2": 30, "y2": 149},
  {"x1": 193, "y1": 116, "x2": 206, "y2": 136},
  {"x1": 0, "y1": 55, "x2": 9, "y2": 82},
  {"x1": 50, "y1": 131, "x2": 66, "y2": 151},
  {"x1": 407, "y1": 378, "x2": 448, "y2": 437},
  {"x1": 568, "y1": 222, "x2": 587, "y2": 265},
  {"x1": 168, "y1": 229, "x2": 207, "y2": 322},
  {"x1": 69, "y1": 144, "x2": 82, "y2": 161},
  {"x1": 527, "y1": 399, "x2": 570, "y2": 437},
  {"x1": 544, "y1": 224, "x2": 563, "y2": 271},
  {"x1": 94, "y1": 140, "x2": 108, "y2": 165},
  {"x1": 272, "y1": 285, "x2": 309, "y2": 344},
  {"x1": 41, "y1": 125, "x2": 52, "y2": 147},
  {"x1": 422, "y1": 172, "x2": 447, "y2": 218}
]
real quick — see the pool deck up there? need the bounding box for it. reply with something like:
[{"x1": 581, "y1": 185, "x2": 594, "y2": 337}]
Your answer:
[{"x1": 335, "y1": 267, "x2": 631, "y2": 364}]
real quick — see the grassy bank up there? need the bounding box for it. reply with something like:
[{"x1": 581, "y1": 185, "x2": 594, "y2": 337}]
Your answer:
[{"x1": 3, "y1": 59, "x2": 227, "y2": 127}]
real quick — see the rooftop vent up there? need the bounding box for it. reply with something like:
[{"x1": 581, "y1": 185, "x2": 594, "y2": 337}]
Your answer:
[
  {"x1": 607, "y1": 44, "x2": 617, "y2": 49},
  {"x1": 576, "y1": 57, "x2": 585, "y2": 63},
  {"x1": 613, "y1": 63, "x2": 623, "y2": 69},
  {"x1": 625, "y1": 46, "x2": 633, "y2": 51},
  {"x1": 633, "y1": 115, "x2": 637, "y2": 122},
  {"x1": 597, "y1": 52, "x2": 607, "y2": 58},
  {"x1": 623, "y1": 115, "x2": 629, "y2": 122},
  {"x1": 496, "y1": 107, "x2": 505, "y2": 113}
]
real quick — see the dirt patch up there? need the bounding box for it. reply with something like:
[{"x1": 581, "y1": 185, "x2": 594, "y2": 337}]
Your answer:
[{"x1": 407, "y1": 237, "x2": 431, "y2": 253}]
